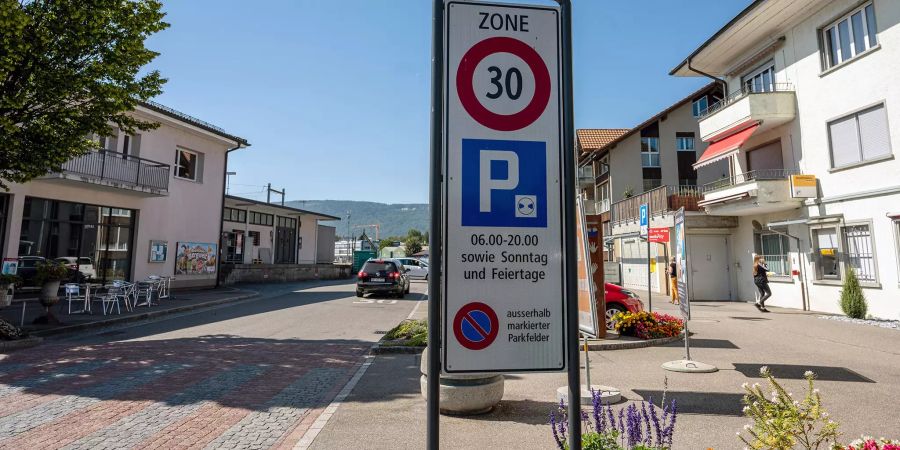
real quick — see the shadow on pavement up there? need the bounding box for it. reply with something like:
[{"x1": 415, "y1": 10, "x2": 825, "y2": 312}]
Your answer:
[
  {"x1": 732, "y1": 363, "x2": 875, "y2": 383},
  {"x1": 632, "y1": 390, "x2": 744, "y2": 416},
  {"x1": 463, "y1": 399, "x2": 559, "y2": 426},
  {"x1": 662, "y1": 338, "x2": 739, "y2": 349},
  {"x1": 729, "y1": 316, "x2": 772, "y2": 321}
]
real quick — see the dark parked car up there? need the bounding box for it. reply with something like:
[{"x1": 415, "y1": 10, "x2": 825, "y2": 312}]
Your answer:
[
  {"x1": 356, "y1": 258, "x2": 410, "y2": 298},
  {"x1": 604, "y1": 283, "x2": 644, "y2": 330},
  {"x1": 16, "y1": 256, "x2": 86, "y2": 288}
]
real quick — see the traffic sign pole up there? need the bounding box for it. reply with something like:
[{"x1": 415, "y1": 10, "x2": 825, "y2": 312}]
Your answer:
[{"x1": 427, "y1": 0, "x2": 444, "y2": 449}]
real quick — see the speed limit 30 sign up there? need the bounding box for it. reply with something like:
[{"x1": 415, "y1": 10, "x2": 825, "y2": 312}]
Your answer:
[{"x1": 443, "y1": 1, "x2": 565, "y2": 373}]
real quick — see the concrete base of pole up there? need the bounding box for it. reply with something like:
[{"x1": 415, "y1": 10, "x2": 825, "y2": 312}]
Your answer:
[
  {"x1": 661, "y1": 359, "x2": 719, "y2": 373},
  {"x1": 556, "y1": 385, "x2": 622, "y2": 405}
]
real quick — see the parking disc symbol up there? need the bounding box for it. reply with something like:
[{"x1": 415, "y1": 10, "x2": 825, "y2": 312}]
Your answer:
[
  {"x1": 515, "y1": 195, "x2": 536, "y2": 218},
  {"x1": 453, "y1": 302, "x2": 499, "y2": 351}
]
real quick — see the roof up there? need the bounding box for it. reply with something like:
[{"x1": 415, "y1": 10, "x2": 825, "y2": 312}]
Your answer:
[
  {"x1": 140, "y1": 100, "x2": 249, "y2": 146},
  {"x1": 580, "y1": 82, "x2": 720, "y2": 164},
  {"x1": 577, "y1": 129, "x2": 630, "y2": 153},
  {"x1": 224, "y1": 195, "x2": 341, "y2": 220}
]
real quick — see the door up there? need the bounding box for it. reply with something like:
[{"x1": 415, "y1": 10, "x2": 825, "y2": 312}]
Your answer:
[
  {"x1": 402, "y1": 259, "x2": 428, "y2": 279},
  {"x1": 687, "y1": 235, "x2": 731, "y2": 300},
  {"x1": 274, "y1": 226, "x2": 296, "y2": 264}
]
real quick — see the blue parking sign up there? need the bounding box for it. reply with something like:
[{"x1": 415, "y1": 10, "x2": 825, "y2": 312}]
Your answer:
[
  {"x1": 460, "y1": 138, "x2": 547, "y2": 228},
  {"x1": 639, "y1": 203, "x2": 649, "y2": 238}
]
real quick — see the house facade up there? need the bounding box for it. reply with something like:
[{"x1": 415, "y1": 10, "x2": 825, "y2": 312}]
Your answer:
[
  {"x1": 0, "y1": 102, "x2": 248, "y2": 289},
  {"x1": 672, "y1": 0, "x2": 900, "y2": 318}
]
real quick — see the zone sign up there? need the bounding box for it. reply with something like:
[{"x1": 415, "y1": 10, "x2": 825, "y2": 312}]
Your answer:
[{"x1": 443, "y1": 0, "x2": 566, "y2": 373}]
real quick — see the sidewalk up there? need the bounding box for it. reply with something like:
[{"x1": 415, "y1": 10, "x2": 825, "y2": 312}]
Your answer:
[
  {"x1": 309, "y1": 297, "x2": 900, "y2": 449},
  {"x1": 0, "y1": 286, "x2": 258, "y2": 338}
]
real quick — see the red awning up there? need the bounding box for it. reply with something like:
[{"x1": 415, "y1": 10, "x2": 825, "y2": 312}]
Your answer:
[{"x1": 694, "y1": 123, "x2": 760, "y2": 169}]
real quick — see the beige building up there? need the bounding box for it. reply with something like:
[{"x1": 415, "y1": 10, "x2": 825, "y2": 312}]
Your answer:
[
  {"x1": 0, "y1": 102, "x2": 247, "y2": 289},
  {"x1": 670, "y1": 0, "x2": 900, "y2": 319}
]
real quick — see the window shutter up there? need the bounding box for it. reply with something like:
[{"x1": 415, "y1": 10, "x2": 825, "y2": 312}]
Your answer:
[
  {"x1": 829, "y1": 115, "x2": 861, "y2": 167},
  {"x1": 858, "y1": 105, "x2": 891, "y2": 160}
]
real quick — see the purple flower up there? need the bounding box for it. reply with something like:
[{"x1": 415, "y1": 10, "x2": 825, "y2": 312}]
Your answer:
[
  {"x1": 641, "y1": 401, "x2": 653, "y2": 445},
  {"x1": 606, "y1": 401, "x2": 616, "y2": 435},
  {"x1": 648, "y1": 398, "x2": 663, "y2": 446},
  {"x1": 591, "y1": 389, "x2": 604, "y2": 433},
  {"x1": 618, "y1": 406, "x2": 626, "y2": 435},
  {"x1": 626, "y1": 404, "x2": 642, "y2": 448},
  {"x1": 549, "y1": 411, "x2": 564, "y2": 450},
  {"x1": 663, "y1": 400, "x2": 678, "y2": 447}
]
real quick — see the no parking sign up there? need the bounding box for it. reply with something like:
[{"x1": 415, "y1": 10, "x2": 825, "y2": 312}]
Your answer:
[{"x1": 443, "y1": 1, "x2": 566, "y2": 373}]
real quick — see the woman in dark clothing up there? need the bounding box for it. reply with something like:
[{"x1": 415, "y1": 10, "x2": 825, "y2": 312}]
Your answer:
[{"x1": 753, "y1": 255, "x2": 771, "y2": 312}]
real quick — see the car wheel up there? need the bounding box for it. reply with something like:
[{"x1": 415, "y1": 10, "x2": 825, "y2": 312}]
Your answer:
[
  {"x1": 356, "y1": 290, "x2": 363, "y2": 298},
  {"x1": 405, "y1": 282, "x2": 410, "y2": 294},
  {"x1": 605, "y1": 305, "x2": 627, "y2": 330}
]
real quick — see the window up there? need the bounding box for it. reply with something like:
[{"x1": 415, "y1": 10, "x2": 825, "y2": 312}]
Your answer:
[
  {"x1": 642, "y1": 178, "x2": 662, "y2": 191},
  {"x1": 822, "y1": 2, "x2": 878, "y2": 69},
  {"x1": 597, "y1": 181, "x2": 610, "y2": 213},
  {"x1": 223, "y1": 207, "x2": 246, "y2": 223},
  {"x1": 743, "y1": 61, "x2": 775, "y2": 93},
  {"x1": 692, "y1": 97, "x2": 708, "y2": 118},
  {"x1": 277, "y1": 216, "x2": 297, "y2": 229},
  {"x1": 842, "y1": 224, "x2": 876, "y2": 282},
  {"x1": 175, "y1": 148, "x2": 200, "y2": 181},
  {"x1": 813, "y1": 228, "x2": 840, "y2": 280},
  {"x1": 640, "y1": 137, "x2": 660, "y2": 167},
  {"x1": 249, "y1": 211, "x2": 274, "y2": 226},
  {"x1": 828, "y1": 104, "x2": 891, "y2": 168},
  {"x1": 754, "y1": 232, "x2": 791, "y2": 276},
  {"x1": 248, "y1": 231, "x2": 261, "y2": 246},
  {"x1": 676, "y1": 133, "x2": 695, "y2": 151}
]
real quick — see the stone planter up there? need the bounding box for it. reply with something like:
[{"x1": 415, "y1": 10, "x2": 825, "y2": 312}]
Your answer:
[
  {"x1": 0, "y1": 284, "x2": 11, "y2": 308},
  {"x1": 419, "y1": 348, "x2": 504, "y2": 415},
  {"x1": 39, "y1": 280, "x2": 61, "y2": 307}
]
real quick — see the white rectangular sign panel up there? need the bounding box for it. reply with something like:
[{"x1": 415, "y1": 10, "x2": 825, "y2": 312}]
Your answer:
[{"x1": 443, "y1": 0, "x2": 565, "y2": 373}]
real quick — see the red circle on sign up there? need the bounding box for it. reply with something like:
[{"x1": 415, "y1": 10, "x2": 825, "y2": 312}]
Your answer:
[
  {"x1": 453, "y1": 302, "x2": 499, "y2": 351},
  {"x1": 456, "y1": 37, "x2": 552, "y2": 132}
]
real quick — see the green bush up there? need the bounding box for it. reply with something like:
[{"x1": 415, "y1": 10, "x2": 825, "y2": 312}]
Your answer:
[
  {"x1": 35, "y1": 261, "x2": 68, "y2": 284},
  {"x1": 839, "y1": 268, "x2": 867, "y2": 319},
  {"x1": 384, "y1": 319, "x2": 427, "y2": 347}
]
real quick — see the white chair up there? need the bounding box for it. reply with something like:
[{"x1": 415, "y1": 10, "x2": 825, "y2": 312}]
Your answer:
[
  {"x1": 95, "y1": 285, "x2": 122, "y2": 315},
  {"x1": 64, "y1": 283, "x2": 87, "y2": 314},
  {"x1": 134, "y1": 280, "x2": 158, "y2": 308},
  {"x1": 156, "y1": 276, "x2": 173, "y2": 300}
]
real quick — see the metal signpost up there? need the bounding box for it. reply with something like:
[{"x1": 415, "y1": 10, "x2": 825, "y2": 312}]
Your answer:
[
  {"x1": 663, "y1": 207, "x2": 718, "y2": 373},
  {"x1": 429, "y1": 0, "x2": 579, "y2": 448},
  {"x1": 639, "y1": 203, "x2": 651, "y2": 311}
]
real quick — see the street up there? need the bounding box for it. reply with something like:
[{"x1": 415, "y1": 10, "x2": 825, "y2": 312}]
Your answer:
[{"x1": 0, "y1": 280, "x2": 426, "y2": 450}]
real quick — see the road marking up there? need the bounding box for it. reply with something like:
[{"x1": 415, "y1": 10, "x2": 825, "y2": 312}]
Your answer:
[{"x1": 406, "y1": 297, "x2": 425, "y2": 320}]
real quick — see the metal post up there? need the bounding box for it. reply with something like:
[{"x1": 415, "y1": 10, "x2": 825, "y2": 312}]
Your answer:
[
  {"x1": 683, "y1": 318, "x2": 691, "y2": 361},
  {"x1": 647, "y1": 238, "x2": 652, "y2": 312},
  {"x1": 427, "y1": 1, "x2": 444, "y2": 449},
  {"x1": 556, "y1": 1, "x2": 580, "y2": 449},
  {"x1": 583, "y1": 334, "x2": 591, "y2": 390},
  {"x1": 267, "y1": 183, "x2": 271, "y2": 204}
]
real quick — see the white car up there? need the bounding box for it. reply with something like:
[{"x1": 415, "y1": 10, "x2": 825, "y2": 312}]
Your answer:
[
  {"x1": 397, "y1": 258, "x2": 429, "y2": 280},
  {"x1": 55, "y1": 257, "x2": 97, "y2": 280}
]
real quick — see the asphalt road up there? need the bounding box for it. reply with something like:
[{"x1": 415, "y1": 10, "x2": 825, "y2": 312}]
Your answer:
[{"x1": 0, "y1": 279, "x2": 426, "y2": 449}]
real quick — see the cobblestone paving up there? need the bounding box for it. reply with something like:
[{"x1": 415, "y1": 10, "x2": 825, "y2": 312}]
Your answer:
[{"x1": 0, "y1": 336, "x2": 367, "y2": 449}]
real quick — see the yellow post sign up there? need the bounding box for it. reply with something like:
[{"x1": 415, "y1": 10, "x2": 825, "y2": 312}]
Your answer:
[{"x1": 790, "y1": 174, "x2": 817, "y2": 198}]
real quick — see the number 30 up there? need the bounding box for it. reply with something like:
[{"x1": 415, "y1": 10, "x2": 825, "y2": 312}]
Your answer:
[{"x1": 486, "y1": 66, "x2": 523, "y2": 100}]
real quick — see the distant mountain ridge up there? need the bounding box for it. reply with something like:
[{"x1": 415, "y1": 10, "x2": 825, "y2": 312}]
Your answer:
[{"x1": 285, "y1": 200, "x2": 429, "y2": 239}]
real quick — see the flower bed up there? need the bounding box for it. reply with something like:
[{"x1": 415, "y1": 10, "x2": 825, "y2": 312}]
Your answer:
[{"x1": 612, "y1": 311, "x2": 683, "y2": 340}]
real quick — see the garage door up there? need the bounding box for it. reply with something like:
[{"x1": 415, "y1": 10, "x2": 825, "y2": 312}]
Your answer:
[{"x1": 688, "y1": 235, "x2": 731, "y2": 300}]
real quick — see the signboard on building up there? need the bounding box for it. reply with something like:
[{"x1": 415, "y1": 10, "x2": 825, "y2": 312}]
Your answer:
[
  {"x1": 576, "y1": 197, "x2": 599, "y2": 337},
  {"x1": 149, "y1": 240, "x2": 168, "y2": 263},
  {"x1": 175, "y1": 242, "x2": 217, "y2": 275},
  {"x1": 673, "y1": 208, "x2": 690, "y2": 320},
  {"x1": 790, "y1": 174, "x2": 817, "y2": 198},
  {"x1": 648, "y1": 227, "x2": 670, "y2": 243},
  {"x1": 1, "y1": 258, "x2": 17, "y2": 275},
  {"x1": 443, "y1": 0, "x2": 565, "y2": 373},
  {"x1": 639, "y1": 203, "x2": 649, "y2": 238}
]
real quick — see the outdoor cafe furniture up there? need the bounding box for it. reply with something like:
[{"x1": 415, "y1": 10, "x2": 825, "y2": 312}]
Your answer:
[{"x1": 134, "y1": 278, "x2": 161, "y2": 308}]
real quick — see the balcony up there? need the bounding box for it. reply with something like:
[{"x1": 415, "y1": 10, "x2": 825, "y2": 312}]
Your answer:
[
  {"x1": 698, "y1": 169, "x2": 804, "y2": 216},
  {"x1": 698, "y1": 84, "x2": 796, "y2": 142},
  {"x1": 42, "y1": 150, "x2": 170, "y2": 196},
  {"x1": 578, "y1": 166, "x2": 594, "y2": 188},
  {"x1": 610, "y1": 185, "x2": 704, "y2": 235}
]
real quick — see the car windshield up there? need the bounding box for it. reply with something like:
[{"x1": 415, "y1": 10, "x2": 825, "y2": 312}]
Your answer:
[
  {"x1": 362, "y1": 262, "x2": 396, "y2": 273},
  {"x1": 20, "y1": 259, "x2": 40, "y2": 268},
  {"x1": 78, "y1": 258, "x2": 92, "y2": 265}
]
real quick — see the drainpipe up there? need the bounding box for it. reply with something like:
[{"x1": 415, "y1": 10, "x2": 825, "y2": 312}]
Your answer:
[
  {"x1": 688, "y1": 58, "x2": 728, "y2": 97},
  {"x1": 216, "y1": 142, "x2": 245, "y2": 288}
]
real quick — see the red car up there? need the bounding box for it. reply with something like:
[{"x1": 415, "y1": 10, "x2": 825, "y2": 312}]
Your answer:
[{"x1": 603, "y1": 283, "x2": 644, "y2": 330}]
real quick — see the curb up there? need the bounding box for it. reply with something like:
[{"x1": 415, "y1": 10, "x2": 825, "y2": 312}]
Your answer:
[
  {"x1": 370, "y1": 343, "x2": 425, "y2": 355},
  {"x1": 0, "y1": 336, "x2": 43, "y2": 352},
  {"x1": 32, "y1": 290, "x2": 260, "y2": 338},
  {"x1": 587, "y1": 333, "x2": 683, "y2": 351}
]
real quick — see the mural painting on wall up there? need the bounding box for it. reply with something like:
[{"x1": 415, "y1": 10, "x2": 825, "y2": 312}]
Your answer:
[{"x1": 175, "y1": 242, "x2": 218, "y2": 275}]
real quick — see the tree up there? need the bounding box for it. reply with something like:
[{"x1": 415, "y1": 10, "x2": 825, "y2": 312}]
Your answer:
[
  {"x1": 379, "y1": 236, "x2": 401, "y2": 252},
  {"x1": 0, "y1": 0, "x2": 169, "y2": 188},
  {"x1": 839, "y1": 268, "x2": 867, "y2": 319},
  {"x1": 404, "y1": 235, "x2": 423, "y2": 256}
]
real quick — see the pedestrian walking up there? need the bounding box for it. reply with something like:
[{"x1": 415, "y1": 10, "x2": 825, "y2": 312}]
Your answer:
[
  {"x1": 667, "y1": 257, "x2": 679, "y2": 305},
  {"x1": 753, "y1": 255, "x2": 772, "y2": 312}
]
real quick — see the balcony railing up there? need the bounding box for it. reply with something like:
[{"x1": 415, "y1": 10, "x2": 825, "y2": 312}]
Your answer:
[
  {"x1": 701, "y1": 169, "x2": 799, "y2": 192},
  {"x1": 611, "y1": 184, "x2": 703, "y2": 225},
  {"x1": 59, "y1": 150, "x2": 170, "y2": 191},
  {"x1": 698, "y1": 83, "x2": 794, "y2": 119}
]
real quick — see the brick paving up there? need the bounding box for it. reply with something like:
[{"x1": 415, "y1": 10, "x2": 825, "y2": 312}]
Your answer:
[{"x1": 0, "y1": 336, "x2": 367, "y2": 449}]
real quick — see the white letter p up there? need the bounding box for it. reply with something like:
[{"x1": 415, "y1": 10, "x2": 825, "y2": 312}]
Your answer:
[{"x1": 479, "y1": 150, "x2": 519, "y2": 213}]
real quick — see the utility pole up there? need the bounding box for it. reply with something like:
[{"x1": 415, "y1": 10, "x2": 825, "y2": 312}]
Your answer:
[{"x1": 266, "y1": 183, "x2": 285, "y2": 205}]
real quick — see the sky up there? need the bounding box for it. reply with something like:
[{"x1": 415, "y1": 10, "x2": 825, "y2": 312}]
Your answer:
[{"x1": 145, "y1": 0, "x2": 749, "y2": 204}]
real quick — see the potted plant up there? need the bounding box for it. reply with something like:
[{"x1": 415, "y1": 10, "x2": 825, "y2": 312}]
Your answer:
[
  {"x1": 33, "y1": 260, "x2": 69, "y2": 324},
  {"x1": 0, "y1": 274, "x2": 20, "y2": 308}
]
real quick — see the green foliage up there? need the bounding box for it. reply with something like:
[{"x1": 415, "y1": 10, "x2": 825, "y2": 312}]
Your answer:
[
  {"x1": 739, "y1": 367, "x2": 840, "y2": 450},
  {"x1": 384, "y1": 319, "x2": 427, "y2": 347},
  {"x1": 580, "y1": 431, "x2": 624, "y2": 450},
  {"x1": 0, "y1": 273, "x2": 20, "y2": 286},
  {"x1": 35, "y1": 260, "x2": 68, "y2": 284},
  {"x1": 839, "y1": 268, "x2": 867, "y2": 319},
  {"x1": 0, "y1": 0, "x2": 168, "y2": 188},
  {"x1": 404, "y1": 235, "x2": 424, "y2": 256},
  {"x1": 379, "y1": 236, "x2": 401, "y2": 252}
]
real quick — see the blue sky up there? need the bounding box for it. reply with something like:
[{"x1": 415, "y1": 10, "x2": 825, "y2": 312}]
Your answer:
[{"x1": 145, "y1": 0, "x2": 748, "y2": 204}]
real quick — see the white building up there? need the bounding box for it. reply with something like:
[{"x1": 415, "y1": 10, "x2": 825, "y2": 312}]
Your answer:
[{"x1": 671, "y1": 0, "x2": 900, "y2": 318}]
